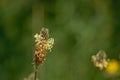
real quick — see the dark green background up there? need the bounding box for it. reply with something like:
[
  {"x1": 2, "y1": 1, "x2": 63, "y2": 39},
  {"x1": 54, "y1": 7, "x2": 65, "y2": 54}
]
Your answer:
[{"x1": 0, "y1": 0, "x2": 120, "y2": 80}]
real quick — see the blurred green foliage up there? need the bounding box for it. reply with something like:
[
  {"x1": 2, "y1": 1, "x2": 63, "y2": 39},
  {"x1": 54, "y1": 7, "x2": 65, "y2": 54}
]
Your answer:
[{"x1": 0, "y1": 0, "x2": 120, "y2": 80}]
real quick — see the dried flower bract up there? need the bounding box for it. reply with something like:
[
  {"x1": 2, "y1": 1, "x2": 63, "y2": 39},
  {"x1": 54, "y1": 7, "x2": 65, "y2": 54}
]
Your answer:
[
  {"x1": 92, "y1": 50, "x2": 109, "y2": 70},
  {"x1": 34, "y1": 27, "x2": 54, "y2": 67}
]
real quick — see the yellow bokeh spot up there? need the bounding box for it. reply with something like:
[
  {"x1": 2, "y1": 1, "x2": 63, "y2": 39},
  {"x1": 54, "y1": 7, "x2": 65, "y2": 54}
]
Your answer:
[{"x1": 106, "y1": 59, "x2": 119, "y2": 74}]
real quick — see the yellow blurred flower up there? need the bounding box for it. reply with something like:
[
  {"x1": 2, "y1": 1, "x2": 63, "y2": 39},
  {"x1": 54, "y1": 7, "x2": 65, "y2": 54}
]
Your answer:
[{"x1": 106, "y1": 59, "x2": 119, "y2": 74}]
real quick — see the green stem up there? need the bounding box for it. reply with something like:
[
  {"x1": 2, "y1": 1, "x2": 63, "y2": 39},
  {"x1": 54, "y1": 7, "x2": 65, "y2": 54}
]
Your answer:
[{"x1": 34, "y1": 65, "x2": 38, "y2": 80}]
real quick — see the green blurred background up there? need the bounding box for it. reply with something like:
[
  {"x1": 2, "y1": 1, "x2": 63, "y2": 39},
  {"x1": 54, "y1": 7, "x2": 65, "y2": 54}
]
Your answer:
[{"x1": 0, "y1": 0, "x2": 120, "y2": 80}]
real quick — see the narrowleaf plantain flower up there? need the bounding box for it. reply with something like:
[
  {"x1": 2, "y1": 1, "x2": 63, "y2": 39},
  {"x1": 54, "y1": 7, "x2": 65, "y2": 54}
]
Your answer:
[
  {"x1": 92, "y1": 50, "x2": 109, "y2": 70},
  {"x1": 34, "y1": 27, "x2": 54, "y2": 67},
  {"x1": 33, "y1": 27, "x2": 54, "y2": 80}
]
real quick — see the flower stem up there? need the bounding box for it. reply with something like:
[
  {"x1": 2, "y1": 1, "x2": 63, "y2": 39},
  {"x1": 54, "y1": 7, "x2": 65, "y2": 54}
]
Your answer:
[{"x1": 34, "y1": 65, "x2": 38, "y2": 80}]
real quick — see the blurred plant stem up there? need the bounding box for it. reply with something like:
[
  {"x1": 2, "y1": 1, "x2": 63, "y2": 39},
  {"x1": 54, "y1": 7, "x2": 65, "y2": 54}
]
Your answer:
[{"x1": 34, "y1": 65, "x2": 38, "y2": 80}]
